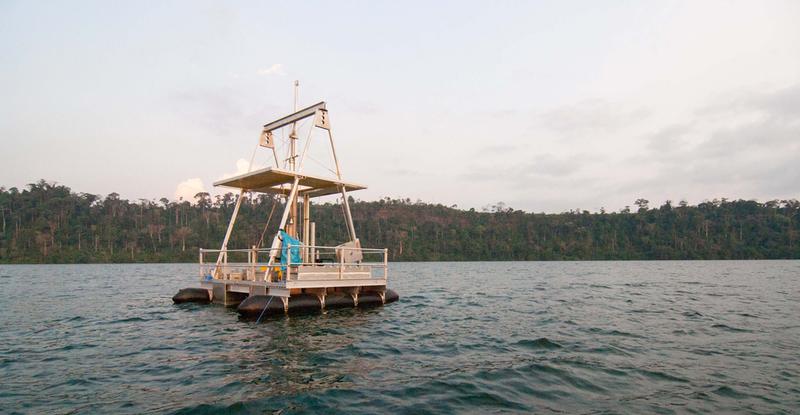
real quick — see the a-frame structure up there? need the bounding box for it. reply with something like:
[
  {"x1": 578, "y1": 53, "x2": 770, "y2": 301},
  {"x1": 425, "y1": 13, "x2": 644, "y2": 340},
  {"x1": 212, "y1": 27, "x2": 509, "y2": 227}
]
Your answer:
[{"x1": 198, "y1": 84, "x2": 389, "y2": 309}]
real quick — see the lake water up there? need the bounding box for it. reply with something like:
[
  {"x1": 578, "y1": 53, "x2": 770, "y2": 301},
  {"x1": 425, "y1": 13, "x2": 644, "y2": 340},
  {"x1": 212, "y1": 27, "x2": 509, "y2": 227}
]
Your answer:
[{"x1": 1, "y1": 261, "x2": 799, "y2": 414}]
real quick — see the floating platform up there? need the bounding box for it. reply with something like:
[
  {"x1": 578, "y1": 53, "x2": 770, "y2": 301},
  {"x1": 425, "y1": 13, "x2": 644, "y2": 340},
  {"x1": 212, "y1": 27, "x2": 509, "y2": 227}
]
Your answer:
[
  {"x1": 173, "y1": 285, "x2": 399, "y2": 317},
  {"x1": 235, "y1": 288, "x2": 400, "y2": 318},
  {"x1": 171, "y1": 91, "x2": 398, "y2": 318}
]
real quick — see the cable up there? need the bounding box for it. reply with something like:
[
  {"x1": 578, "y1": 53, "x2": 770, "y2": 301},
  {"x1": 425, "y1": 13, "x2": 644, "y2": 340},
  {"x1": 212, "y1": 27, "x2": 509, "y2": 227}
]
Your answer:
[
  {"x1": 255, "y1": 197, "x2": 279, "y2": 248},
  {"x1": 248, "y1": 142, "x2": 259, "y2": 172},
  {"x1": 255, "y1": 295, "x2": 275, "y2": 323}
]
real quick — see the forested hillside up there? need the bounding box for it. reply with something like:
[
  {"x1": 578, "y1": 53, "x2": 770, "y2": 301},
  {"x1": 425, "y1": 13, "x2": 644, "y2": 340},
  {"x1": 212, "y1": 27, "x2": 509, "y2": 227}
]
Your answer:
[{"x1": 1, "y1": 180, "x2": 798, "y2": 263}]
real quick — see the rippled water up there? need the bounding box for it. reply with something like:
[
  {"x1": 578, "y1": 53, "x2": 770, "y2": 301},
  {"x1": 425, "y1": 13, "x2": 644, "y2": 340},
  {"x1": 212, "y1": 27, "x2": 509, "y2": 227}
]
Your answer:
[{"x1": 1, "y1": 261, "x2": 799, "y2": 414}]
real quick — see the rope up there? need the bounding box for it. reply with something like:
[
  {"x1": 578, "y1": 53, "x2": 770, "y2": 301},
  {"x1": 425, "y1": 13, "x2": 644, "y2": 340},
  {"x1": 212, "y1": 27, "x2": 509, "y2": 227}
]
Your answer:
[
  {"x1": 255, "y1": 197, "x2": 279, "y2": 249},
  {"x1": 255, "y1": 295, "x2": 275, "y2": 324},
  {"x1": 248, "y1": 142, "x2": 259, "y2": 172},
  {"x1": 305, "y1": 153, "x2": 339, "y2": 176}
]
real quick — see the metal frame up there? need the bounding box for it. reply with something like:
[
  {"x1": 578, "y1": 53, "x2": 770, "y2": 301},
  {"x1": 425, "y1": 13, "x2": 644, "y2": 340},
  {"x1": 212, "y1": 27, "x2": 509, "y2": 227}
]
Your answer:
[
  {"x1": 212, "y1": 167, "x2": 367, "y2": 197},
  {"x1": 200, "y1": 85, "x2": 388, "y2": 301},
  {"x1": 262, "y1": 101, "x2": 326, "y2": 133},
  {"x1": 200, "y1": 245, "x2": 388, "y2": 287}
]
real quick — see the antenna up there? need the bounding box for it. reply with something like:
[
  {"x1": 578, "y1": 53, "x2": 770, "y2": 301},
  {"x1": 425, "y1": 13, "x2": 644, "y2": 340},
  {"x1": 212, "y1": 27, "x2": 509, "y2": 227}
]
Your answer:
[
  {"x1": 289, "y1": 80, "x2": 300, "y2": 172},
  {"x1": 294, "y1": 80, "x2": 299, "y2": 111},
  {"x1": 288, "y1": 80, "x2": 300, "y2": 237}
]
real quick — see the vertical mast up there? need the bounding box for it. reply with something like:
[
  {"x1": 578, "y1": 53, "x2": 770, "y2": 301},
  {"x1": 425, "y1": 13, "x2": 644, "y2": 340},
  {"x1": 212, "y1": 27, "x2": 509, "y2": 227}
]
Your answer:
[
  {"x1": 288, "y1": 80, "x2": 300, "y2": 238},
  {"x1": 289, "y1": 80, "x2": 299, "y2": 171}
]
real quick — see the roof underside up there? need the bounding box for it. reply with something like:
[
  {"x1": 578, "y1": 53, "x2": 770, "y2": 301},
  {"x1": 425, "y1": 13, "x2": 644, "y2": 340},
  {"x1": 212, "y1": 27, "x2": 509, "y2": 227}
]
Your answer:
[{"x1": 213, "y1": 167, "x2": 366, "y2": 198}]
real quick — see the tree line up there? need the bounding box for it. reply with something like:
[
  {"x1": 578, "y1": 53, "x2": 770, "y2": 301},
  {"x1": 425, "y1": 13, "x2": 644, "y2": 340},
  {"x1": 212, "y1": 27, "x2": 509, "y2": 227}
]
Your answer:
[{"x1": 1, "y1": 180, "x2": 798, "y2": 263}]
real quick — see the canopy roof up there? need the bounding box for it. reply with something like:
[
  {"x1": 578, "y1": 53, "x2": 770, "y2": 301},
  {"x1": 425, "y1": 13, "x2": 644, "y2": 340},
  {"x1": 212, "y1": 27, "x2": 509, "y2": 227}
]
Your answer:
[{"x1": 213, "y1": 167, "x2": 366, "y2": 198}]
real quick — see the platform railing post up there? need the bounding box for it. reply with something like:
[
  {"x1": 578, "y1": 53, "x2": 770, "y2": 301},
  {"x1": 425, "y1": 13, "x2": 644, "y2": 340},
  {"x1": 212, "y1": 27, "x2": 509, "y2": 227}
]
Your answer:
[
  {"x1": 250, "y1": 245, "x2": 256, "y2": 281},
  {"x1": 339, "y1": 248, "x2": 344, "y2": 279},
  {"x1": 310, "y1": 222, "x2": 316, "y2": 264},
  {"x1": 287, "y1": 244, "x2": 291, "y2": 282},
  {"x1": 199, "y1": 248, "x2": 204, "y2": 278},
  {"x1": 384, "y1": 248, "x2": 388, "y2": 280}
]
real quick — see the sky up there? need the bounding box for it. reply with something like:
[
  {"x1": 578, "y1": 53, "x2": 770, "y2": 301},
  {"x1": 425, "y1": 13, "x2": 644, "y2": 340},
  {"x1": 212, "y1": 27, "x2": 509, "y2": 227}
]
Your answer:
[{"x1": 1, "y1": 0, "x2": 799, "y2": 213}]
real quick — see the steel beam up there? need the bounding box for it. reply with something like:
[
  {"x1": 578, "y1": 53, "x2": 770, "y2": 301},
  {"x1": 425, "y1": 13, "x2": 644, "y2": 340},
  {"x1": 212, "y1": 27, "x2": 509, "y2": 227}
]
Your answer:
[{"x1": 263, "y1": 101, "x2": 326, "y2": 132}]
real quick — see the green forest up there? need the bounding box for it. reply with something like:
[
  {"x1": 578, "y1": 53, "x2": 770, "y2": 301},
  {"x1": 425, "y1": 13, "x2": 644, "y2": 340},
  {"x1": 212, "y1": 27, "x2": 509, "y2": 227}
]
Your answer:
[{"x1": 1, "y1": 180, "x2": 798, "y2": 263}]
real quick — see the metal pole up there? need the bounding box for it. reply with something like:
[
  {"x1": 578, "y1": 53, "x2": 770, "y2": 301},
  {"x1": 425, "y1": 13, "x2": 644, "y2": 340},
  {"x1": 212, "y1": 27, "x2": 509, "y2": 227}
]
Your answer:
[
  {"x1": 289, "y1": 80, "x2": 299, "y2": 172},
  {"x1": 214, "y1": 189, "x2": 244, "y2": 277},
  {"x1": 327, "y1": 129, "x2": 343, "y2": 179},
  {"x1": 264, "y1": 177, "x2": 300, "y2": 281},
  {"x1": 340, "y1": 185, "x2": 357, "y2": 242},
  {"x1": 303, "y1": 194, "x2": 310, "y2": 262},
  {"x1": 250, "y1": 245, "x2": 256, "y2": 281},
  {"x1": 310, "y1": 222, "x2": 316, "y2": 264},
  {"x1": 384, "y1": 248, "x2": 388, "y2": 279},
  {"x1": 288, "y1": 80, "x2": 300, "y2": 237},
  {"x1": 287, "y1": 243, "x2": 292, "y2": 281}
]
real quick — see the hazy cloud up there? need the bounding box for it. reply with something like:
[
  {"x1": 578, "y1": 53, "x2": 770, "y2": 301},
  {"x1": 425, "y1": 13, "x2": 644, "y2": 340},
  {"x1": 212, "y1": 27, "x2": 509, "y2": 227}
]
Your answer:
[
  {"x1": 646, "y1": 124, "x2": 692, "y2": 154},
  {"x1": 169, "y1": 87, "x2": 282, "y2": 138},
  {"x1": 170, "y1": 88, "x2": 246, "y2": 137},
  {"x1": 257, "y1": 64, "x2": 285, "y2": 76},
  {"x1": 618, "y1": 84, "x2": 800, "y2": 203},
  {"x1": 219, "y1": 158, "x2": 262, "y2": 181},
  {"x1": 174, "y1": 178, "x2": 206, "y2": 201},
  {"x1": 523, "y1": 154, "x2": 587, "y2": 178},
  {"x1": 3, "y1": 2, "x2": 798, "y2": 213},
  {"x1": 462, "y1": 153, "x2": 591, "y2": 184},
  {"x1": 472, "y1": 84, "x2": 800, "y2": 212},
  {"x1": 698, "y1": 84, "x2": 800, "y2": 121},
  {"x1": 539, "y1": 99, "x2": 650, "y2": 135},
  {"x1": 479, "y1": 144, "x2": 519, "y2": 156}
]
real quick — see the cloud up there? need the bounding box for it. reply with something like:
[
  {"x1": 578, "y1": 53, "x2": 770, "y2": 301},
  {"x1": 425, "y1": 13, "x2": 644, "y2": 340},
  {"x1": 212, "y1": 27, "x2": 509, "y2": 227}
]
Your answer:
[
  {"x1": 698, "y1": 84, "x2": 800, "y2": 122},
  {"x1": 174, "y1": 178, "x2": 206, "y2": 201},
  {"x1": 478, "y1": 144, "x2": 519, "y2": 156},
  {"x1": 539, "y1": 99, "x2": 650, "y2": 136},
  {"x1": 458, "y1": 83, "x2": 800, "y2": 212},
  {"x1": 172, "y1": 160, "x2": 261, "y2": 202},
  {"x1": 619, "y1": 84, "x2": 800, "y2": 202},
  {"x1": 381, "y1": 167, "x2": 422, "y2": 176},
  {"x1": 462, "y1": 153, "x2": 592, "y2": 183},
  {"x1": 219, "y1": 158, "x2": 259, "y2": 181},
  {"x1": 646, "y1": 124, "x2": 692, "y2": 154},
  {"x1": 257, "y1": 64, "x2": 285, "y2": 76},
  {"x1": 169, "y1": 87, "x2": 283, "y2": 138},
  {"x1": 522, "y1": 154, "x2": 587, "y2": 178},
  {"x1": 170, "y1": 88, "x2": 247, "y2": 137}
]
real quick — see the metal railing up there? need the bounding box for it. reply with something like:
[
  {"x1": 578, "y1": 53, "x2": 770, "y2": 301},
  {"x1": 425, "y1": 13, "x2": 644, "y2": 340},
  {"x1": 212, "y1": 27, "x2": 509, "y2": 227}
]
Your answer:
[{"x1": 199, "y1": 244, "x2": 388, "y2": 284}]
